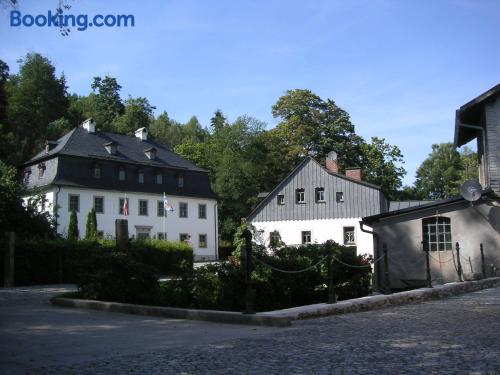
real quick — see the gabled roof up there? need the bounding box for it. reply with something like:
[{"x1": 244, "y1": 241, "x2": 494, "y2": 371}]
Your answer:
[
  {"x1": 247, "y1": 156, "x2": 382, "y2": 220},
  {"x1": 455, "y1": 83, "x2": 500, "y2": 147},
  {"x1": 24, "y1": 126, "x2": 206, "y2": 172}
]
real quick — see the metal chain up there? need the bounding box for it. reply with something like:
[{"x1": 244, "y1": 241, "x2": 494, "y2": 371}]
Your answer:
[
  {"x1": 330, "y1": 253, "x2": 385, "y2": 269},
  {"x1": 428, "y1": 253, "x2": 455, "y2": 263},
  {"x1": 253, "y1": 255, "x2": 328, "y2": 274}
]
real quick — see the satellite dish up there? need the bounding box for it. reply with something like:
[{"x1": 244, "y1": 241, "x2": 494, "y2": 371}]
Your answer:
[
  {"x1": 327, "y1": 151, "x2": 338, "y2": 161},
  {"x1": 460, "y1": 180, "x2": 482, "y2": 202}
]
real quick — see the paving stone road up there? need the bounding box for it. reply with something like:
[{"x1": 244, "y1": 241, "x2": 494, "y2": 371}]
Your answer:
[{"x1": 1, "y1": 285, "x2": 500, "y2": 374}]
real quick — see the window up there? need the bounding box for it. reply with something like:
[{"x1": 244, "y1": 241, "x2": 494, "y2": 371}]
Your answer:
[
  {"x1": 138, "y1": 170, "x2": 144, "y2": 184},
  {"x1": 343, "y1": 227, "x2": 356, "y2": 245},
  {"x1": 177, "y1": 173, "x2": 184, "y2": 188},
  {"x1": 136, "y1": 227, "x2": 151, "y2": 240},
  {"x1": 315, "y1": 187, "x2": 325, "y2": 203},
  {"x1": 157, "y1": 201, "x2": 164, "y2": 217},
  {"x1": 336, "y1": 192, "x2": 344, "y2": 203},
  {"x1": 296, "y1": 188, "x2": 305, "y2": 204},
  {"x1": 119, "y1": 198, "x2": 129, "y2": 215},
  {"x1": 93, "y1": 164, "x2": 101, "y2": 179},
  {"x1": 23, "y1": 170, "x2": 31, "y2": 184},
  {"x1": 118, "y1": 167, "x2": 126, "y2": 181},
  {"x1": 422, "y1": 217, "x2": 452, "y2": 251},
  {"x1": 157, "y1": 232, "x2": 167, "y2": 240},
  {"x1": 277, "y1": 194, "x2": 285, "y2": 205},
  {"x1": 38, "y1": 163, "x2": 46, "y2": 179},
  {"x1": 180, "y1": 233, "x2": 190, "y2": 243},
  {"x1": 156, "y1": 172, "x2": 163, "y2": 185},
  {"x1": 301, "y1": 231, "x2": 311, "y2": 245},
  {"x1": 68, "y1": 194, "x2": 79, "y2": 212},
  {"x1": 199, "y1": 234, "x2": 207, "y2": 248},
  {"x1": 94, "y1": 196, "x2": 104, "y2": 214},
  {"x1": 139, "y1": 200, "x2": 148, "y2": 216},
  {"x1": 179, "y1": 202, "x2": 188, "y2": 218},
  {"x1": 198, "y1": 204, "x2": 207, "y2": 219}
]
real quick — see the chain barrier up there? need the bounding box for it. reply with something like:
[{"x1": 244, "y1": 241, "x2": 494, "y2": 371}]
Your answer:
[
  {"x1": 331, "y1": 253, "x2": 385, "y2": 269},
  {"x1": 253, "y1": 255, "x2": 328, "y2": 274},
  {"x1": 428, "y1": 253, "x2": 455, "y2": 264}
]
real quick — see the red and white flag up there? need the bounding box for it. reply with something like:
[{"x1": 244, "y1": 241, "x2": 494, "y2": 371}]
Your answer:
[{"x1": 123, "y1": 197, "x2": 129, "y2": 216}]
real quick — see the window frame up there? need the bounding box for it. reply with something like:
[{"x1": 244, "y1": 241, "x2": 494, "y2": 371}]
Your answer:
[
  {"x1": 315, "y1": 187, "x2": 325, "y2": 203},
  {"x1": 180, "y1": 233, "x2": 190, "y2": 243},
  {"x1": 198, "y1": 204, "x2": 207, "y2": 219},
  {"x1": 93, "y1": 164, "x2": 101, "y2": 179},
  {"x1": 301, "y1": 230, "x2": 311, "y2": 245},
  {"x1": 155, "y1": 172, "x2": 163, "y2": 185},
  {"x1": 177, "y1": 173, "x2": 184, "y2": 188},
  {"x1": 199, "y1": 234, "x2": 207, "y2": 248},
  {"x1": 157, "y1": 200, "x2": 165, "y2": 217},
  {"x1": 422, "y1": 216, "x2": 452, "y2": 251},
  {"x1": 138, "y1": 199, "x2": 148, "y2": 216},
  {"x1": 277, "y1": 194, "x2": 285, "y2": 205},
  {"x1": 138, "y1": 170, "x2": 145, "y2": 184},
  {"x1": 343, "y1": 226, "x2": 356, "y2": 246},
  {"x1": 296, "y1": 188, "x2": 306, "y2": 204},
  {"x1": 68, "y1": 194, "x2": 80, "y2": 212},
  {"x1": 336, "y1": 191, "x2": 344, "y2": 203},
  {"x1": 179, "y1": 202, "x2": 188, "y2": 218},
  {"x1": 118, "y1": 166, "x2": 126, "y2": 181},
  {"x1": 93, "y1": 196, "x2": 104, "y2": 214}
]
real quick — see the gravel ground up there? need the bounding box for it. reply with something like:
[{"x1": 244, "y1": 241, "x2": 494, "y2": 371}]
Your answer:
[{"x1": 1, "y1": 285, "x2": 500, "y2": 374}]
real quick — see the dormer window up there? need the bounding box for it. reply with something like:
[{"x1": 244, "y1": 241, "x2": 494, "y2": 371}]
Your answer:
[
  {"x1": 138, "y1": 170, "x2": 144, "y2": 184},
  {"x1": 38, "y1": 163, "x2": 46, "y2": 179},
  {"x1": 118, "y1": 166, "x2": 126, "y2": 181},
  {"x1": 177, "y1": 173, "x2": 184, "y2": 188},
  {"x1": 93, "y1": 164, "x2": 101, "y2": 179},
  {"x1": 145, "y1": 147, "x2": 156, "y2": 160},
  {"x1": 156, "y1": 171, "x2": 163, "y2": 184},
  {"x1": 104, "y1": 141, "x2": 117, "y2": 155}
]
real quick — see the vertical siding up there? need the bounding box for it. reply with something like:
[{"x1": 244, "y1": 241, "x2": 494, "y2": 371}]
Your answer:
[
  {"x1": 485, "y1": 99, "x2": 500, "y2": 193},
  {"x1": 250, "y1": 158, "x2": 385, "y2": 222}
]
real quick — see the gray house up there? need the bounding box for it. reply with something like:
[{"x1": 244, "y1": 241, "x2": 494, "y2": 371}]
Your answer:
[
  {"x1": 363, "y1": 84, "x2": 500, "y2": 291},
  {"x1": 248, "y1": 155, "x2": 388, "y2": 256}
]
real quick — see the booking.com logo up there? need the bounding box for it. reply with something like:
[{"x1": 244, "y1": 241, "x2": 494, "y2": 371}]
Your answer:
[{"x1": 10, "y1": 10, "x2": 135, "y2": 31}]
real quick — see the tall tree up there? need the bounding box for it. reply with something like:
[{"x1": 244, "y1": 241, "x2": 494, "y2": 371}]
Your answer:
[
  {"x1": 5, "y1": 53, "x2": 68, "y2": 164},
  {"x1": 360, "y1": 137, "x2": 406, "y2": 198},
  {"x1": 414, "y1": 143, "x2": 471, "y2": 199},
  {"x1": 0, "y1": 59, "x2": 9, "y2": 124},
  {"x1": 67, "y1": 210, "x2": 79, "y2": 240},
  {"x1": 85, "y1": 208, "x2": 98, "y2": 240},
  {"x1": 113, "y1": 96, "x2": 155, "y2": 135},
  {"x1": 90, "y1": 76, "x2": 124, "y2": 131}
]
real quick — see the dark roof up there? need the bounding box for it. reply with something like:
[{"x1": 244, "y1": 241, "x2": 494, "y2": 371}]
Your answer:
[
  {"x1": 363, "y1": 190, "x2": 499, "y2": 223},
  {"x1": 388, "y1": 200, "x2": 435, "y2": 212},
  {"x1": 24, "y1": 126, "x2": 206, "y2": 172},
  {"x1": 247, "y1": 156, "x2": 382, "y2": 220},
  {"x1": 455, "y1": 83, "x2": 500, "y2": 147}
]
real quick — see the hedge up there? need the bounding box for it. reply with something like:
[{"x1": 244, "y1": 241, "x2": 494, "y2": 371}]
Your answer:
[{"x1": 0, "y1": 238, "x2": 193, "y2": 286}]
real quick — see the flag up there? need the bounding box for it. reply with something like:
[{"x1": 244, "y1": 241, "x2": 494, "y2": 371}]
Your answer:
[
  {"x1": 123, "y1": 197, "x2": 129, "y2": 216},
  {"x1": 163, "y1": 192, "x2": 174, "y2": 213}
]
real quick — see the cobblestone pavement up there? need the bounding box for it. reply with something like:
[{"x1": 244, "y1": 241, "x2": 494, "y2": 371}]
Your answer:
[{"x1": 2, "y1": 286, "x2": 500, "y2": 374}]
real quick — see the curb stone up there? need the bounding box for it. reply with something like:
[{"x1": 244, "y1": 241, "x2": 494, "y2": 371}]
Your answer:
[{"x1": 51, "y1": 277, "x2": 500, "y2": 326}]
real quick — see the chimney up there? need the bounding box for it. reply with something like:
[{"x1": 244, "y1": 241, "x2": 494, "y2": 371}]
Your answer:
[
  {"x1": 345, "y1": 167, "x2": 362, "y2": 181},
  {"x1": 82, "y1": 118, "x2": 96, "y2": 133},
  {"x1": 135, "y1": 127, "x2": 148, "y2": 141},
  {"x1": 325, "y1": 151, "x2": 339, "y2": 173}
]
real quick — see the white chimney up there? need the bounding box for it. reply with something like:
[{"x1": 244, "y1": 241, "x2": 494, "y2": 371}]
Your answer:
[
  {"x1": 82, "y1": 118, "x2": 96, "y2": 133},
  {"x1": 135, "y1": 127, "x2": 148, "y2": 141}
]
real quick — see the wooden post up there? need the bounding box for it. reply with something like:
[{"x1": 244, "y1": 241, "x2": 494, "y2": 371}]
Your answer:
[
  {"x1": 115, "y1": 219, "x2": 129, "y2": 251},
  {"x1": 423, "y1": 240, "x2": 432, "y2": 288},
  {"x1": 243, "y1": 229, "x2": 255, "y2": 314},
  {"x1": 383, "y1": 244, "x2": 391, "y2": 293},
  {"x1": 4, "y1": 232, "x2": 15, "y2": 287},
  {"x1": 455, "y1": 242, "x2": 464, "y2": 282},
  {"x1": 327, "y1": 243, "x2": 336, "y2": 304},
  {"x1": 480, "y1": 243, "x2": 486, "y2": 279}
]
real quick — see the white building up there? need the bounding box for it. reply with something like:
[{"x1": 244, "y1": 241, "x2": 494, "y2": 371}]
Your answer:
[
  {"x1": 247, "y1": 155, "x2": 389, "y2": 257},
  {"x1": 21, "y1": 119, "x2": 218, "y2": 261}
]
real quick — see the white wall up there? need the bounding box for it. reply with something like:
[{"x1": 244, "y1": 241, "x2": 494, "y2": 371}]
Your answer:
[
  {"x1": 45, "y1": 187, "x2": 218, "y2": 260},
  {"x1": 251, "y1": 218, "x2": 374, "y2": 257}
]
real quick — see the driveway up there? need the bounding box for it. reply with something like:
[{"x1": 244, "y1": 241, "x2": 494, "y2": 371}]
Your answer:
[{"x1": 1, "y1": 285, "x2": 500, "y2": 374}]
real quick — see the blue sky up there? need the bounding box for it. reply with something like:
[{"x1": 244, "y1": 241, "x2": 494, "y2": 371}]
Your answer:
[{"x1": 1, "y1": 0, "x2": 499, "y2": 186}]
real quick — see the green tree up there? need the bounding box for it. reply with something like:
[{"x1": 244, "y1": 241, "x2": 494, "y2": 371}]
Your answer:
[
  {"x1": 414, "y1": 143, "x2": 464, "y2": 199},
  {"x1": 85, "y1": 208, "x2": 98, "y2": 239},
  {"x1": 4, "y1": 53, "x2": 68, "y2": 164},
  {"x1": 360, "y1": 137, "x2": 406, "y2": 198},
  {"x1": 113, "y1": 96, "x2": 155, "y2": 135},
  {"x1": 459, "y1": 146, "x2": 479, "y2": 182},
  {"x1": 90, "y1": 76, "x2": 124, "y2": 131},
  {"x1": 271, "y1": 89, "x2": 364, "y2": 169},
  {"x1": 67, "y1": 210, "x2": 79, "y2": 240},
  {"x1": 0, "y1": 59, "x2": 9, "y2": 124}
]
